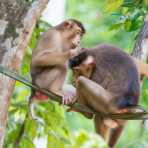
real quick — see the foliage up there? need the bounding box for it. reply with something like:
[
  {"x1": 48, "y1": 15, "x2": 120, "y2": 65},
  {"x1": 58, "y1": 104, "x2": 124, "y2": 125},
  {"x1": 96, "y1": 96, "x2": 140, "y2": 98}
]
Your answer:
[
  {"x1": 106, "y1": 0, "x2": 147, "y2": 32},
  {"x1": 3, "y1": 0, "x2": 148, "y2": 148}
]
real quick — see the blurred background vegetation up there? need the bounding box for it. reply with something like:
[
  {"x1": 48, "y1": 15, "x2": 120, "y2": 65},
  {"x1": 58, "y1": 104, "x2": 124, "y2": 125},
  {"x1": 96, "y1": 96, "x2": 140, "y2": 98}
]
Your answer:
[{"x1": 4, "y1": 0, "x2": 148, "y2": 148}]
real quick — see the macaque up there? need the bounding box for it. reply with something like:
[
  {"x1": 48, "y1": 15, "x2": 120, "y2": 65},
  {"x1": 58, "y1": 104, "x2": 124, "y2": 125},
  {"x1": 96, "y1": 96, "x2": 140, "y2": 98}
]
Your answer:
[
  {"x1": 29, "y1": 19, "x2": 85, "y2": 117},
  {"x1": 68, "y1": 43, "x2": 141, "y2": 148}
]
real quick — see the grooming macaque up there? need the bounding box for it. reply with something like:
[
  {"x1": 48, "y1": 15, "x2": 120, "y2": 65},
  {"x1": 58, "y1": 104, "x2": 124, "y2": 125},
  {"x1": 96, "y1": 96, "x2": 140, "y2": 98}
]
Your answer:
[
  {"x1": 29, "y1": 19, "x2": 85, "y2": 117},
  {"x1": 69, "y1": 43, "x2": 141, "y2": 148}
]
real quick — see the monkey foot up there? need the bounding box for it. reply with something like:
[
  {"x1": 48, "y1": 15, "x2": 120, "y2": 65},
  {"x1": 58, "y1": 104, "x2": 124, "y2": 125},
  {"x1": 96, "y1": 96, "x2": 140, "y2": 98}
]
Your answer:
[{"x1": 33, "y1": 91, "x2": 49, "y2": 101}]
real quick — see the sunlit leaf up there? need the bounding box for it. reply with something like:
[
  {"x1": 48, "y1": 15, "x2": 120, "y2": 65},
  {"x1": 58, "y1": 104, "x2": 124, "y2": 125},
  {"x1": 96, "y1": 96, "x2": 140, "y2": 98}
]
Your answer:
[
  {"x1": 106, "y1": 0, "x2": 123, "y2": 12},
  {"x1": 19, "y1": 137, "x2": 35, "y2": 148},
  {"x1": 124, "y1": 19, "x2": 132, "y2": 31},
  {"x1": 109, "y1": 22, "x2": 123, "y2": 30}
]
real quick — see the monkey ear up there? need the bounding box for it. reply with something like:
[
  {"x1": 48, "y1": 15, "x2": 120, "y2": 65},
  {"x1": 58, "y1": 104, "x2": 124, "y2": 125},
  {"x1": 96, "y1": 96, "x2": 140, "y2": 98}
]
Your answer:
[
  {"x1": 84, "y1": 56, "x2": 96, "y2": 67},
  {"x1": 63, "y1": 21, "x2": 72, "y2": 29}
]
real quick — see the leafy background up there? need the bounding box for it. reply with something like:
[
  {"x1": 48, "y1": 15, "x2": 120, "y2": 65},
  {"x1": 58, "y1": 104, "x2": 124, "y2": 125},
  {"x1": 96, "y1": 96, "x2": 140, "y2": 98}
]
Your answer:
[{"x1": 3, "y1": 0, "x2": 148, "y2": 148}]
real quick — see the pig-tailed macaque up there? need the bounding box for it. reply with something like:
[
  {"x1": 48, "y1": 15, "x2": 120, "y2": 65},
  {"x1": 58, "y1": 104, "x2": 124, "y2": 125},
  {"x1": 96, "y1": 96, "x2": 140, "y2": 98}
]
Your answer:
[
  {"x1": 68, "y1": 43, "x2": 141, "y2": 148},
  {"x1": 29, "y1": 19, "x2": 85, "y2": 118}
]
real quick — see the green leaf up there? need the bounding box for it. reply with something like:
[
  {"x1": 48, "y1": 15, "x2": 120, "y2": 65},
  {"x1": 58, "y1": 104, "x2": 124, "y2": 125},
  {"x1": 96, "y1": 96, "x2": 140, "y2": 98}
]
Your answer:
[
  {"x1": 124, "y1": 19, "x2": 132, "y2": 31},
  {"x1": 25, "y1": 118, "x2": 37, "y2": 139},
  {"x1": 109, "y1": 22, "x2": 124, "y2": 30},
  {"x1": 19, "y1": 137, "x2": 35, "y2": 148},
  {"x1": 130, "y1": 9, "x2": 141, "y2": 21},
  {"x1": 106, "y1": 0, "x2": 123, "y2": 12}
]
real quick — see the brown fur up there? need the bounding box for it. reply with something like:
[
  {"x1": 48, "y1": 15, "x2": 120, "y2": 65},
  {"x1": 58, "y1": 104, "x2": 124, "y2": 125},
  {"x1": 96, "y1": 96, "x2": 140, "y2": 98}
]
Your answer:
[
  {"x1": 29, "y1": 19, "x2": 85, "y2": 119},
  {"x1": 70, "y1": 43, "x2": 140, "y2": 109},
  {"x1": 31, "y1": 19, "x2": 85, "y2": 97},
  {"x1": 69, "y1": 43, "x2": 140, "y2": 147}
]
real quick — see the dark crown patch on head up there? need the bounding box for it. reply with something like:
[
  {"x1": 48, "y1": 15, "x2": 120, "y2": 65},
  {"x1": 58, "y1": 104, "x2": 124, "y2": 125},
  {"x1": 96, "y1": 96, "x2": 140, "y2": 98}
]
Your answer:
[{"x1": 68, "y1": 19, "x2": 86, "y2": 34}]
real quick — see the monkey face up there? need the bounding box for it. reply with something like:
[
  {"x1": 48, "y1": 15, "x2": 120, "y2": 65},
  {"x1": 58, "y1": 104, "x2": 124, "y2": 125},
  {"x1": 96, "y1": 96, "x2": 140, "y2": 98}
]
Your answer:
[
  {"x1": 60, "y1": 20, "x2": 85, "y2": 50},
  {"x1": 71, "y1": 29, "x2": 82, "y2": 47},
  {"x1": 73, "y1": 64, "x2": 93, "y2": 78}
]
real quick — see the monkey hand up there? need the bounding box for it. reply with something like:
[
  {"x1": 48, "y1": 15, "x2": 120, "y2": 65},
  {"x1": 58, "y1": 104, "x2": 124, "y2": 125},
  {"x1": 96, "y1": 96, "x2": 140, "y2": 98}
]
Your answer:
[
  {"x1": 70, "y1": 49, "x2": 79, "y2": 58},
  {"x1": 62, "y1": 90, "x2": 76, "y2": 105}
]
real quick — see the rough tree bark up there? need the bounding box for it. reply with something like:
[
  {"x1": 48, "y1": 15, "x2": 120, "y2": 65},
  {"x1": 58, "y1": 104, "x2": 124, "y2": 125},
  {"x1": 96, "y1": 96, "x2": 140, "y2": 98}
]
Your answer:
[
  {"x1": 132, "y1": 14, "x2": 148, "y2": 61},
  {"x1": 0, "y1": 0, "x2": 49, "y2": 147},
  {"x1": 131, "y1": 13, "x2": 148, "y2": 133}
]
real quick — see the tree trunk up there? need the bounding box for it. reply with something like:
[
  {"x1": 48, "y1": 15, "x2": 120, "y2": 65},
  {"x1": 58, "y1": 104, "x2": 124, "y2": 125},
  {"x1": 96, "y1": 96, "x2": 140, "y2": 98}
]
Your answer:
[
  {"x1": 132, "y1": 14, "x2": 148, "y2": 60},
  {"x1": 0, "y1": 0, "x2": 49, "y2": 147}
]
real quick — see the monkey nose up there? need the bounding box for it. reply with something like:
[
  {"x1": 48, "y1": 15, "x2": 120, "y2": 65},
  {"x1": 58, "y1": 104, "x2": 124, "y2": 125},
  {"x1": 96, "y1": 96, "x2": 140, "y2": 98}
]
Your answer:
[{"x1": 77, "y1": 41, "x2": 80, "y2": 44}]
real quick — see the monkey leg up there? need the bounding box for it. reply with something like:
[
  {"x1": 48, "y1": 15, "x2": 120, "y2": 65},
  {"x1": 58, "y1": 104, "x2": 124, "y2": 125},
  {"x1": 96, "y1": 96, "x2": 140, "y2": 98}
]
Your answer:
[
  {"x1": 94, "y1": 116, "x2": 109, "y2": 140},
  {"x1": 76, "y1": 76, "x2": 117, "y2": 115},
  {"x1": 49, "y1": 68, "x2": 66, "y2": 94},
  {"x1": 108, "y1": 124, "x2": 125, "y2": 148},
  {"x1": 32, "y1": 67, "x2": 60, "y2": 101}
]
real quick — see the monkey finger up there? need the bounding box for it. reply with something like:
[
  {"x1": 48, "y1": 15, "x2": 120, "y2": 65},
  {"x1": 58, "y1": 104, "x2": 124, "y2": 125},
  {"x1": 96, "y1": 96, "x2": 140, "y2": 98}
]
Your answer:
[
  {"x1": 67, "y1": 95, "x2": 76, "y2": 104},
  {"x1": 62, "y1": 95, "x2": 69, "y2": 105},
  {"x1": 70, "y1": 49, "x2": 79, "y2": 57},
  {"x1": 62, "y1": 94, "x2": 75, "y2": 105},
  {"x1": 65, "y1": 96, "x2": 72, "y2": 105}
]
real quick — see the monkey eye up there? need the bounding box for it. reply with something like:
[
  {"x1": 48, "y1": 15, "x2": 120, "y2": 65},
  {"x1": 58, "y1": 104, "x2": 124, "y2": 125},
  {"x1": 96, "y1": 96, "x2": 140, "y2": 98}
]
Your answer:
[{"x1": 76, "y1": 30, "x2": 81, "y2": 35}]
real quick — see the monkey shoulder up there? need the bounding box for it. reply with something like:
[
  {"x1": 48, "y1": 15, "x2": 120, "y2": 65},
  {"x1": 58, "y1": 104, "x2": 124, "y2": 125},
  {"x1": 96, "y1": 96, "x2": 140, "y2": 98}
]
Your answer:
[
  {"x1": 90, "y1": 43, "x2": 139, "y2": 91},
  {"x1": 92, "y1": 43, "x2": 137, "y2": 69},
  {"x1": 33, "y1": 29, "x2": 62, "y2": 55}
]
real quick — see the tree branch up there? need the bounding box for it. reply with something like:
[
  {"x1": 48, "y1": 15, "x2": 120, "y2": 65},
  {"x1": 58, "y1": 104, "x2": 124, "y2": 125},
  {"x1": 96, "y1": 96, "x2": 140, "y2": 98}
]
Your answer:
[{"x1": 132, "y1": 14, "x2": 148, "y2": 61}]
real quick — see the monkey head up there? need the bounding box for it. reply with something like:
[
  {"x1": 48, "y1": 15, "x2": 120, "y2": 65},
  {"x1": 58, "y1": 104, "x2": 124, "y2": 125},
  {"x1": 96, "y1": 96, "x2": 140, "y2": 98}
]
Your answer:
[
  {"x1": 56, "y1": 19, "x2": 86, "y2": 50},
  {"x1": 71, "y1": 55, "x2": 96, "y2": 84}
]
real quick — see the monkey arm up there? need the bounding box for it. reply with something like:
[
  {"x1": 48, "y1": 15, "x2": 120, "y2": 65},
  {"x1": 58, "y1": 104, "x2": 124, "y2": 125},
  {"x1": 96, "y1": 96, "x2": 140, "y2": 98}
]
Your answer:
[
  {"x1": 133, "y1": 57, "x2": 148, "y2": 77},
  {"x1": 32, "y1": 50, "x2": 71, "y2": 67},
  {"x1": 76, "y1": 76, "x2": 116, "y2": 114}
]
